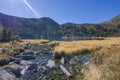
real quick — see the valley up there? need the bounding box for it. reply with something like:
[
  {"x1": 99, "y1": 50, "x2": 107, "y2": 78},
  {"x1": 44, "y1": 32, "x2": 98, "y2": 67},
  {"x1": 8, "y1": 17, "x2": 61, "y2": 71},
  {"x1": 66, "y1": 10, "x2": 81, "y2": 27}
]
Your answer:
[
  {"x1": 0, "y1": 0, "x2": 120, "y2": 80},
  {"x1": 0, "y1": 13, "x2": 120, "y2": 80}
]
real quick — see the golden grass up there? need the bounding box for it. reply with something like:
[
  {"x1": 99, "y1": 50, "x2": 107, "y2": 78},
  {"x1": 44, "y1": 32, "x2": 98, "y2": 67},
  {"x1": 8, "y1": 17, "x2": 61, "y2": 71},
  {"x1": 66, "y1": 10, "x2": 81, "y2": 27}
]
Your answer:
[
  {"x1": 20, "y1": 39, "x2": 49, "y2": 44},
  {"x1": 84, "y1": 47, "x2": 120, "y2": 80},
  {"x1": 73, "y1": 39, "x2": 120, "y2": 80},
  {"x1": 0, "y1": 54, "x2": 9, "y2": 61},
  {"x1": 0, "y1": 41, "x2": 23, "y2": 62},
  {"x1": 54, "y1": 38, "x2": 120, "y2": 54}
]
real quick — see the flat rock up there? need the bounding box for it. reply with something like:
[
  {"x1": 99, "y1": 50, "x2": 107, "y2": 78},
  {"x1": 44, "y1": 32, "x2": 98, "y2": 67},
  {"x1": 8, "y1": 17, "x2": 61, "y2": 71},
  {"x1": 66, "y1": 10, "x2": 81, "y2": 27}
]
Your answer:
[{"x1": 0, "y1": 67, "x2": 18, "y2": 80}]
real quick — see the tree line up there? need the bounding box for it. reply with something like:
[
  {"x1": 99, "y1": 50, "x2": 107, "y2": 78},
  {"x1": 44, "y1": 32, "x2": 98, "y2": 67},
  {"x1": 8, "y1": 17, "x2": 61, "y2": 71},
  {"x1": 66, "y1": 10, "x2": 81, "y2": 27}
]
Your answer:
[{"x1": 0, "y1": 28, "x2": 20, "y2": 42}]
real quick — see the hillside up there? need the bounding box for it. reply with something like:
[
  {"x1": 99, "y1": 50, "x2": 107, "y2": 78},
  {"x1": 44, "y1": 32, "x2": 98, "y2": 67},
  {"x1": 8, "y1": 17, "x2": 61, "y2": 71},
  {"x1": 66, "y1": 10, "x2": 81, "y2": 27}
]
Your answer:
[
  {"x1": 0, "y1": 13, "x2": 60, "y2": 39},
  {"x1": 102, "y1": 14, "x2": 120, "y2": 26},
  {"x1": 0, "y1": 13, "x2": 120, "y2": 39}
]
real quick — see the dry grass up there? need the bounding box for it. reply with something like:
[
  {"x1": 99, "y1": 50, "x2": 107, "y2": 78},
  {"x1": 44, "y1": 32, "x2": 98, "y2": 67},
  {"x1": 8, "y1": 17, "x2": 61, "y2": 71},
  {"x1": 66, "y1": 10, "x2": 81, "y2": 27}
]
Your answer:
[
  {"x1": 54, "y1": 38, "x2": 120, "y2": 54},
  {"x1": 0, "y1": 41, "x2": 23, "y2": 64},
  {"x1": 21, "y1": 39, "x2": 49, "y2": 44},
  {"x1": 84, "y1": 46, "x2": 120, "y2": 80},
  {"x1": 54, "y1": 38, "x2": 120, "y2": 80}
]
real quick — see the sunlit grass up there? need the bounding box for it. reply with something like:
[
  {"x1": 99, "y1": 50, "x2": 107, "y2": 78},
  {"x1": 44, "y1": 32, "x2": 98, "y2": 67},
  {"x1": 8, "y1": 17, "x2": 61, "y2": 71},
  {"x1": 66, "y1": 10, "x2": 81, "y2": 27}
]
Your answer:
[
  {"x1": 21, "y1": 39, "x2": 49, "y2": 44},
  {"x1": 0, "y1": 41, "x2": 23, "y2": 65},
  {"x1": 54, "y1": 37, "x2": 120, "y2": 54},
  {"x1": 83, "y1": 46, "x2": 120, "y2": 80}
]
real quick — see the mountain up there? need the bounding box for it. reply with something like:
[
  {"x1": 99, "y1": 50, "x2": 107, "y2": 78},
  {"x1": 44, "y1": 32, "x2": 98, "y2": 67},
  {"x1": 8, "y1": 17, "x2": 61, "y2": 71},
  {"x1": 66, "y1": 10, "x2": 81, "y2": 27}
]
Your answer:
[
  {"x1": 0, "y1": 13, "x2": 60, "y2": 39},
  {"x1": 102, "y1": 14, "x2": 120, "y2": 26},
  {"x1": 61, "y1": 14, "x2": 120, "y2": 37},
  {"x1": 100, "y1": 14, "x2": 120, "y2": 36},
  {"x1": 0, "y1": 13, "x2": 120, "y2": 39}
]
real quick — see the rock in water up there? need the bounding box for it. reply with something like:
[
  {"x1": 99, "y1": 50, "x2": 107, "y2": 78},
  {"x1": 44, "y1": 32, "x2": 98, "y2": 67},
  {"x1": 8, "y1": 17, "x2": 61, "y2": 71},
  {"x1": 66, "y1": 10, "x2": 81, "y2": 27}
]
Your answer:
[
  {"x1": 60, "y1": 57, "x2": 65, "y2": 64},
  {"x1": 60, "y1": 65, "x2": 72, "y2": 77},
  {"x1": 28, "y1": 63, "x2": 37, "y2": 70},
  {"x1": 47, "y1": 60, "x2": 55, "y2": 68}
]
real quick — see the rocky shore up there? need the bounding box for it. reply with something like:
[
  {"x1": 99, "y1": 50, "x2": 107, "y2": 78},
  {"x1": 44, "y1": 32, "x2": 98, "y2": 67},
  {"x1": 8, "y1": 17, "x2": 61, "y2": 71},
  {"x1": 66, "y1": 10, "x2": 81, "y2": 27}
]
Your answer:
[{"x1": 0, "y1": 42, "x2": 90, "y2": 80}]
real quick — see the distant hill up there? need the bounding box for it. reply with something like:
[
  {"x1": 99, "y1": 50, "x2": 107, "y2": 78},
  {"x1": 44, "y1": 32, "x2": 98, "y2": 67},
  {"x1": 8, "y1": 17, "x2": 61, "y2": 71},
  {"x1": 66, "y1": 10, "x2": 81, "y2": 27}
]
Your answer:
[
  {"x1": 102, "y1": 14, "x2": 120, "y2": 26},
  {"x1": 0, "y1": 13, "x2": 120, "y2": 39},
  {"x1": 100, "y1": 14, "x2": 120, "y2": 36}
]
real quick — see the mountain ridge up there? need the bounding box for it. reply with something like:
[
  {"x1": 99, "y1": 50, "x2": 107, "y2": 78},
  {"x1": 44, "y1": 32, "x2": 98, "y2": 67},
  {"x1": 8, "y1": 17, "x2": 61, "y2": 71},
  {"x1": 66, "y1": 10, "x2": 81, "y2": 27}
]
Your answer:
[
  {"x1": 102, "y1": 14, "x2": 120, "y2": 26},
  {"x1": 0, "y1": 13, "x2": 120, "y2": 39},
  {"x1": 0, "y1": 13, "x2": 60, "y2": 39}
]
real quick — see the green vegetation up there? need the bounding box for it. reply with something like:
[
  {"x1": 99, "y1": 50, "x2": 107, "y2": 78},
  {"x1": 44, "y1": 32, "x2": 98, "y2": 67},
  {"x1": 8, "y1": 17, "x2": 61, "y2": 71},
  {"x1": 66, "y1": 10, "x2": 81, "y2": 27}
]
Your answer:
[
  {"x1": 0, "y1": 28, "x2": 20, "y2": 42},
  {"x1": 0, "y1": 24, "x2": 20, "y2": 42}
]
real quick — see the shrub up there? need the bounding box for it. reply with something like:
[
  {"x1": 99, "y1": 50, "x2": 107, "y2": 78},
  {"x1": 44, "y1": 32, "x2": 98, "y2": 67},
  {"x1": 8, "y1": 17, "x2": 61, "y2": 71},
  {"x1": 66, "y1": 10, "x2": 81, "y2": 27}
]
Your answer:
[
  {"x1": 48, "y1": 42, "x2": 59, "y2": 48},
  {"x1": 55, "y1": 52, "x2": 62, "y2": 60}
]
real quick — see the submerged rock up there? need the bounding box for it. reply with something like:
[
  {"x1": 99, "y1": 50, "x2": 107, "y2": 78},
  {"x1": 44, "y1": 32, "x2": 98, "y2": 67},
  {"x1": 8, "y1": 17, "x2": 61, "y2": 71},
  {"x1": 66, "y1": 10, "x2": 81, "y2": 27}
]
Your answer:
[
  {"x1": 10, "y1": 69, "x2": 21, "y2": 78},
  {"x1": 14, "y1": 59, "x2": 20, "y2": 64},
  {"x1": 28, "y1": 63, "x2": 37, "y2": 70},
  {"x1": 21, "y1": 51, "x2": 35, "y2": 60},
  {"x1": 22, "y1": 56, "x2": 35, "y2": 60}
]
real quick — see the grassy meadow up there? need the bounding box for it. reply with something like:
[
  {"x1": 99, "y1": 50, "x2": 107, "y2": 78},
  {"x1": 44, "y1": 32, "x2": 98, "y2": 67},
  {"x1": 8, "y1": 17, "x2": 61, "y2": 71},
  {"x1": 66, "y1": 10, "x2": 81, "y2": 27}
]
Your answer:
[
  {"x1": 54, "y1": 37, "x2": 120, "y2": 54},
  {"x1": 53, "y1": 37, "x2": 120, "y2": 80},
  {"x1": 21, "y1": 39, "x2": 49, "y2": 44}
]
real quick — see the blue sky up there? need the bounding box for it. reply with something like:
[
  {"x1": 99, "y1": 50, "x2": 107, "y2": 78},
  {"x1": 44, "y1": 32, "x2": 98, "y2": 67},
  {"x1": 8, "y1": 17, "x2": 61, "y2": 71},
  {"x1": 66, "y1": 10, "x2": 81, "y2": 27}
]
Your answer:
[{"x1": 0, "y1": 0, "x2": 120, "y2": 24}]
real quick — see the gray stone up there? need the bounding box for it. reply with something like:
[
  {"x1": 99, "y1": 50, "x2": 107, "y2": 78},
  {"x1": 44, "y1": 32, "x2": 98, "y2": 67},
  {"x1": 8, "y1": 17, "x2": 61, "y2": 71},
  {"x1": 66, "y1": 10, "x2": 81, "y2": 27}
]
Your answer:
[{"x1": 0, "y1": 67, "x2": 18, "y2": 80}]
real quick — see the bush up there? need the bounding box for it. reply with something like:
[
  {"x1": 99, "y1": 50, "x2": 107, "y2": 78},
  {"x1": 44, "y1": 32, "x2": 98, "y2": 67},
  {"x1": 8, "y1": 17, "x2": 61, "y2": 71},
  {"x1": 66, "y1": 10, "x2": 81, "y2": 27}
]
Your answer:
[
  {"x1": 48, "y1": 42, "x2": 59, "y2": 48},
  {"x1": 55, "y1": 49, "x2": 91, "y2": 62},
  {"x1": 55, "y1": 52, "x2": 62, "y2": 60}
]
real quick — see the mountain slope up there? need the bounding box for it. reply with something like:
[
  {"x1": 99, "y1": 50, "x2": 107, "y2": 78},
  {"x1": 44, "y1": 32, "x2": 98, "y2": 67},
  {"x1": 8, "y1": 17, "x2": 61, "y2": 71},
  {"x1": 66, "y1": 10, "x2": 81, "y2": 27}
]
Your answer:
[
  {"x1": 0, "y1": 13, "x2": 60, "y2": 39},
  {"x1": 0, "y1": 13, "x2": 120, "y2": 39},
  {"x1": 100, "y1": 14, "x2": 120, "y2": 36},
  {"x1": 103, "y1": 14, "x2": 120, "y2": 26}
]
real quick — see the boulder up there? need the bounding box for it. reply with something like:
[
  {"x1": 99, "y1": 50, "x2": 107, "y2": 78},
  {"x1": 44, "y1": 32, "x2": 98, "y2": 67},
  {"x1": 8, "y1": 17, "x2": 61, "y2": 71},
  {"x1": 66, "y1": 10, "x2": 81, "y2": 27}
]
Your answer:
[
  {"x1": 47, "y1": 60, "x2": 55, "y2": 68},
  {"x1": 0, "y1": 67, "x2": 18, "y2": 80},
  {"x1": 60, "y1": 57, "x2": 65, "y2": 64},
  {"x1": 28, "y1": 63, "x2": 38, "y2": 70},
  {"x1": 22, "y1": 56, "x2": 35, "y2": 60},
  {"x1": 21, "y1": 51, "x2": 35, "y2": 60},
  {"x1": 10, "y1": 69, "x2": 21, "y2": 78},
  {"x1": 20, "y1": 60, "x2": 33, "y2": 67},
  {"x1": 21, "y1": 50, "x2": 34, "y2": 56},
  {"x1": 34, "y1": 51, "x2": 42, "y2": 55},
  {"x1": 3, "y1": 63, "x2": 22, "y2": 78},
  {"x1": 0, "y1": 60, "x2": 10, "y2": 66}
]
